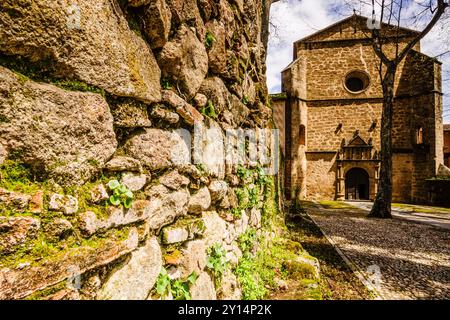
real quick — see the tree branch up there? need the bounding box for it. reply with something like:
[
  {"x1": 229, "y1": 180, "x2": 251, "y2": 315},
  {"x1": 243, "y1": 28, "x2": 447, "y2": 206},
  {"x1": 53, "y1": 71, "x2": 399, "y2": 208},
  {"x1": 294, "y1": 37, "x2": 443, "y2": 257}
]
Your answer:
[{"x1": 395, "y1": 0, "x2": 449, "y2": 64}]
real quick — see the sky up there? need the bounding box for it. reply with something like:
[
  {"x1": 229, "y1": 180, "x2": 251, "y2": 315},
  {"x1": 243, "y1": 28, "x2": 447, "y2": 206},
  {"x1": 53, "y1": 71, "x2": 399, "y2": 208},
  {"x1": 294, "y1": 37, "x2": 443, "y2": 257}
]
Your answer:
[{"x1": 266, "y1": 0, "x2": 450, "y2": 123}]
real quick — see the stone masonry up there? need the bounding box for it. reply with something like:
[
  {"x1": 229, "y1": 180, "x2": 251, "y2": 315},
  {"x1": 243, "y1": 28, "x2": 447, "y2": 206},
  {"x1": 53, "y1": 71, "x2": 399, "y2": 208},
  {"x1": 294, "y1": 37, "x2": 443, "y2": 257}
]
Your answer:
[
  {"x1": 0, "y1": 0, "x2": 280, "y2": 300},
  {"x1": 273, "y1": 15, "x2": 444, "y2": 203}
]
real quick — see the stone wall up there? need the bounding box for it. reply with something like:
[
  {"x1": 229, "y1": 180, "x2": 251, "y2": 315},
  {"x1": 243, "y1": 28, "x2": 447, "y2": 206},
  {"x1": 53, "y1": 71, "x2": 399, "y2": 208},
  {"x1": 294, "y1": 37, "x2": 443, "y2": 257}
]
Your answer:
[{"x1": 0, "y1": 0, "x2": 285, "y2": 300}]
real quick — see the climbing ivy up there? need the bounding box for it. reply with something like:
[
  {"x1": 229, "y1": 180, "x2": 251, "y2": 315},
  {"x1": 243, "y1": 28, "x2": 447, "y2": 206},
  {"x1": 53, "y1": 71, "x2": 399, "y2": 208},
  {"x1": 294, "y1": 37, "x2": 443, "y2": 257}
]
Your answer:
[
  {"x1": 206, "y1": 243, "x2": 229, "y2": 286},
  {"x1": 107, "y1": 180, "x2": 133, "y2": 209},
  {"x1": 155, "y1": 268, "x2": 198, "y2": 300}
]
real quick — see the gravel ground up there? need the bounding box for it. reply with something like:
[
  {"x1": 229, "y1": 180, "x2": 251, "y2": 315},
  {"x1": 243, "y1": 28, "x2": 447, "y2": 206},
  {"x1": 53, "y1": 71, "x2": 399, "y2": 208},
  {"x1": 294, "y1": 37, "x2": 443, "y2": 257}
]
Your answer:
[{"x1": 306, "y1": 204, "x2": 450, "y2": 300}]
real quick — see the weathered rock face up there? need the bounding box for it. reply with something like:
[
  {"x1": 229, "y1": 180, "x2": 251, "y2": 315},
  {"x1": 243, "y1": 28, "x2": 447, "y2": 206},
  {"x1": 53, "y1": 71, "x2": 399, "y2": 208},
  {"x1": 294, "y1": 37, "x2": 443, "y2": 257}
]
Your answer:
[
  {"x1": 0, "y1": 67, "x2": 117, "y2": 185},
  {"x1": 98, "y1": 236, "x2": 162, "y2": 300},
  {"x1": 145, "y1": 185, "x2": 190, "y2": 230},
  {"x1": 0, "y1": 0, "x2": 161, "y2": 103},
  {"x1": 158, "y1": 25, "x2": 208, "y2": 99},
  {"x1": 190, "y1": 271, "x2": 216, "y2": 300},
  {"x1": 0, "y1": 217, "x2": 40, "y2": 254},
  {"x1": 111, "y1": 102, "x2": 152, "y2": 128},
  {"x1": 0, "y1": 0, "x2": 279, "y2": 302},
  {"x1": 49, "y1": 194, "x2": 79, "y2": 215},
  {"x1": 193, "y1": 119, "x2": 226, "y2": 179},
  {"x1": 123, "y1": 128, "x2": 190, "y2": 171},
  {"x1": 141, "y1": 0, "x2": 172, "y2": 49},
  {"x1": 165, "y1": 0, "x2": 205, "y2": 39},
  {"x1": 79, "y1": 200, "x2": 151, "y2": 236},
  {"x1": 0, "y1": 228, "x2": 139, "y2": 300},
  {"x1": 159, "y1": 170, "x2": 190, "y2": 190},
  {"x1": 205, "y1": 20, "x2": 227, "y2": 74},
  {"x1": 188, "y1": 187, "x2": 211, "y2": 214}
]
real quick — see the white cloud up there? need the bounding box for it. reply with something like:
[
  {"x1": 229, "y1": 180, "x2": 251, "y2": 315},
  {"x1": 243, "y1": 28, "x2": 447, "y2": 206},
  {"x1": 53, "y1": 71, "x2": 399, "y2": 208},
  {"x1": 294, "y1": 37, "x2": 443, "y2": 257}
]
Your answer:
[{"x1": 266, "y1": 0, "x2": 450, "y2": 123}]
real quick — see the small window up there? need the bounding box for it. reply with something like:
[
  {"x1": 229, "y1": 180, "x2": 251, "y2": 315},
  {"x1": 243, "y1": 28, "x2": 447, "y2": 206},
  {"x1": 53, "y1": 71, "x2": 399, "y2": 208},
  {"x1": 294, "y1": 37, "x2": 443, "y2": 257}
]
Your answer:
[
  {"x1": 344, "y1": 71, "x2": 370, "y2": 94},
  {"x1": 416, "y1": 127, "x2": 424, "y2": 145}
]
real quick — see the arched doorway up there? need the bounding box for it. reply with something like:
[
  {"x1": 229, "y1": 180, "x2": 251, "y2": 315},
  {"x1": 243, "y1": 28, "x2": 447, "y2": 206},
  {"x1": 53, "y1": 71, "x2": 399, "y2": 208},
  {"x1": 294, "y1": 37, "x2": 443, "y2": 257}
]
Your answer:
[{"x1": 345, "y1": 168, "x2": 370, "y2": 200}]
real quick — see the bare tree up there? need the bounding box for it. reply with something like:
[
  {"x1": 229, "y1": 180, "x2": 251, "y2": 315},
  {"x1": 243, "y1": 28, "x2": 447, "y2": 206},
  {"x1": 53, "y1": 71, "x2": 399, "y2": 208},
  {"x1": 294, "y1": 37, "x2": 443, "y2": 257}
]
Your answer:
[{"x1": 345, "y1": 0, "x2": 450, "y2": 218}]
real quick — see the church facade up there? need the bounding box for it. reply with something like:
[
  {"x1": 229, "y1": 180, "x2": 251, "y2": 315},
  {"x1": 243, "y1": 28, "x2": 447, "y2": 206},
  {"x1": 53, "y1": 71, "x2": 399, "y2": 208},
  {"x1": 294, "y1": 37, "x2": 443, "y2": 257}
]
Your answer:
[{"x1": 272, "y1": 15, "x2": 444, "y2": 203}]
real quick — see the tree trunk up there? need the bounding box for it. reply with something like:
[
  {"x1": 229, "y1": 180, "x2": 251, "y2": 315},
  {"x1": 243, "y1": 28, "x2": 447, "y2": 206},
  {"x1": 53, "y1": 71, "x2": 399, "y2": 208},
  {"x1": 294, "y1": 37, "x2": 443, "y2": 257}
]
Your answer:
[{"x1": 369, "y1": 64, "x2": 396, "y2": 219}]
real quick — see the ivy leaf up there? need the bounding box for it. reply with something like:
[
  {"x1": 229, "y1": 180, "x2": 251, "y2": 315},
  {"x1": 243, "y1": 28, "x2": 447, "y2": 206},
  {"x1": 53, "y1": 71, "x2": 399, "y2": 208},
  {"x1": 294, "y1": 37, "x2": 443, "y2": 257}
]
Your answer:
[
  {"x1": 186, "y1": 271, "x2": 198, "y2": 284},
  {"x1": 124, "y1": 190, "x2": 134, "y2": 199},
  {"x1": 118, "y1": 185, "x2": 128, "y2": 194},
  {"x1": 123, "y1": 197, "x2": 133, "y2": 209},
  {"x1": 109, "y1": 195, "x2": 121, "y2": 206},
  {"x1": 107, "y1": 180, "x2": 120, "y2": 190}
]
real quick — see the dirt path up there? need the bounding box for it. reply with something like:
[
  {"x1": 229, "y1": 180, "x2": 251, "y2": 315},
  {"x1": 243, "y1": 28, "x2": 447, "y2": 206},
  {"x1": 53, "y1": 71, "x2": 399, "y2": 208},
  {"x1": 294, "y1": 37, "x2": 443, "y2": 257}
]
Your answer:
[{"x1": 269, "y1": 204, "x2": 374, "y2": 300}]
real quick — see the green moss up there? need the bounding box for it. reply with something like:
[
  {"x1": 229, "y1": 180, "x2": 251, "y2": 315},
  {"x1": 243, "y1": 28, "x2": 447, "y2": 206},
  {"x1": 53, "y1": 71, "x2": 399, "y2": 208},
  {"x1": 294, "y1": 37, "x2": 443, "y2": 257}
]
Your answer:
[
  {"x1": 317, "y1": 200, "x2": 359, "y2": 210},
  {"x1": 53, "y1": 80, "x2": 105, "y2": 97},
  {"x1": 13, "y1": 71, "x2": 30, "y2": 85},
  {"x1": 24, "y1": 282, "x2": 67, "y2": 300},
  {"x1": 200, "y1": 101, "x2": 218, "y2": 119},
  {"x1": 296, "y1": 279, "x2": 323, "y2": 300},
  {"x1": 205, "y1": 31, "x2": 216, "y2": 50},
  {"x1": 0, "y1": 53, "x2": 105, "y2": 96},
  {"x1": 0, "y1": 160, "x2": 41, "y2": 194},
  {"x1": 282, "y1": 260, "x2": 317, "y2": 279}
]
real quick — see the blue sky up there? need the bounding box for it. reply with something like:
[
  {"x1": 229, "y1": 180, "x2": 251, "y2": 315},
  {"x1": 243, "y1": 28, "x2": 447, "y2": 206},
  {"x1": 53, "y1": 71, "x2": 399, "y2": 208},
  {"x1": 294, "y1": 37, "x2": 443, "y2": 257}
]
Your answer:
[{"x1": 266, "y1": 0, "x2": 450, "y2": 123}]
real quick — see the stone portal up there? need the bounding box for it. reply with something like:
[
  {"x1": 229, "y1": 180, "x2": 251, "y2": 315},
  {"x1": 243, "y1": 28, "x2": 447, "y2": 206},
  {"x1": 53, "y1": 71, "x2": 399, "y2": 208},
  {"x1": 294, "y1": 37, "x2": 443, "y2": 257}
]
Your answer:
[{"x1": 345, "y1": 168, "x2": 369, "y2": 200}]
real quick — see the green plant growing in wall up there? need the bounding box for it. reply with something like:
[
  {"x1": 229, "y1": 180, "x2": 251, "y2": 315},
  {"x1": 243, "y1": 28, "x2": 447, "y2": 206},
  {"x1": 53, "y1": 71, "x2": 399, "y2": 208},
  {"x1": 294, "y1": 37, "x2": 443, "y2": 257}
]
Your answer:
[
  {"x1": 155, "y1": 268, "x2": 198, "y2": 300},
  {"x1": 238, "y1": 228, "x2": 257, "y2": 255},
  {"x1": 256, "y1": 166, "x2": 269, "y2": 185},
  {"x1": 201, "y1": 101, "x2": 218, "y2": 119},
  {"x1": 231, "y1": 207, "x2": 242, "y2": 219},
  {"x1": 107, "y1": 180, "x2": 133, "y2": 209},
  {"x1": 205, "y1": 31, "x2": 216, "y2": 49},
  {"x1": 235, "y1": 187, "x2": 249, "y2": 209},
  {"x1": 155, "y1": 268, "x2": 171, "y2": 298},
  {"x1": 206, "y1": 243, "x2": 229, "y2": 286},
  {"x1": 248, "y1": 185, "x2": 260, "y2": 208},
  {"x1": 236, "y1": 165, "x2": 252, "y2": 181},
  {"x1": 161, "y1": 78, "x2": 172, "y2": 90},
  {"x1": 242, "y1": 95, "x2": 249, "y2": 105}
]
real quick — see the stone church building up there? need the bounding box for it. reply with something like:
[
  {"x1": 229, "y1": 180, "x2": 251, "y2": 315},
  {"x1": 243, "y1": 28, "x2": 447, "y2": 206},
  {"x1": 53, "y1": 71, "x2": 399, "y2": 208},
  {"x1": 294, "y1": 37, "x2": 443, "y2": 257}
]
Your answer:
[{"x1": 273, "y1": 15, "x2": 444, "y2": 203}]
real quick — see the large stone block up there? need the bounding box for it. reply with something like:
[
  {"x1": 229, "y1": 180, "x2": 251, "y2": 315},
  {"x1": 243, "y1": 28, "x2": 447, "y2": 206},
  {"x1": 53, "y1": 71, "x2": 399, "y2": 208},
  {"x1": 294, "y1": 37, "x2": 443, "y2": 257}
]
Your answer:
[
  {"x1": 0, "y1": 217, "x2": 40, "y2": 254},
  {"x1": 188, "y1": 187, "x2": 211, "y2": 214},
  {"x1": 123, "y1": 128, "x2": 190, "y2": 171},
  {"x1": 79, "y1": 200, "x2": 151, "y2": 236},
  {"x1": 158, "y1": 25, "x2": 208, "y2": 99},
  {"x1": 205, "y1": 20, "x2": 227, "y2": 74},
  {"x1": 202, "y1": 211, "x2": 227, "y2": 246},
  {"x1": 165, "y1": 0, "x2": 205, "y2": 39},
  {"x1": 98, "y1": 236, "x2": 162, "y2": 300},
  {"x1": 0, "y1": 67, "x2": 117, "y2": 185},
  {"x1": 0, "y1": 0, "x2": 161, "y2": 103},
  {"x1": 193, "y1": 119, "x2": 226, "y2": 179},
  {"x1": 190, "y1": 271, "x2": 216, "y2": 300},
  {"x1": 141, "y1": 0, "x2": 172, "y2": 49},
  {"x1": 145, "y1": 185, "x2": 190, "y2": 231},
  {"x1": 0, "y1": 228, "x2": 139, "y2": 300},
  {"x1": 178, "y1": 240, "x2": 207, "y2": 277},
  {"x1": 198, "y1": 77, "x2": 231, "y2": 115},
  {"x1": 161, "y1": 90, "x2": 204, "y2": 125}
]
